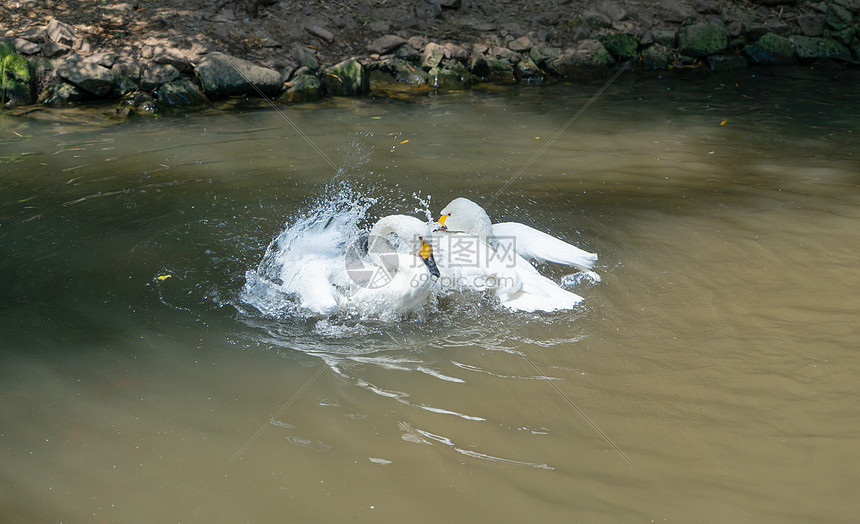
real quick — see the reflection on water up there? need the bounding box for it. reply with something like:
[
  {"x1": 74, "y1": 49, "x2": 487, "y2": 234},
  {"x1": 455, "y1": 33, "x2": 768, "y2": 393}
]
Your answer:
[{"x1": 1, "y1": 68, "x2": 859, "y2": 522}]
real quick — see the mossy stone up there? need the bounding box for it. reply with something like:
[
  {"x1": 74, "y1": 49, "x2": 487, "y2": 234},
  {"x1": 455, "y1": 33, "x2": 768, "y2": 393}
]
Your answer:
[
  {"x1": 601, "y1": 33, "x2": 639, "y2": 61},
  {"x1": 37, "y1": 81, "x2": 84, "y2": 106},
  {"x1": 743, "y1": 32, "x2": 795, "y2": 64},
  {"x1": 640, "y1": 44, "x2": 675, "y2": 69},
  {"x1": 2, "y1": 53, "x2": 33, "y2": 106},
  {"x1": 428, "y1": 60, "x2": 470, "y2": 90},
  {"x1": 678, "y1": 21, "x2": 728, "y2": 58},
  {"x1": 0, "y1": 41, "x2": 16, "y2": 59},
  {"x1": 788, "y1": 36, "x2": 852, "y2": 61},
  {"x1": 322, "y1": 58, "x2": 368, "y2": 96},
  {"x1": 514, "y1": 55, "x2": 544, "y2": 82},
  {"x1": 156, "y1": 79, "x2": 208, "y2": 107}
]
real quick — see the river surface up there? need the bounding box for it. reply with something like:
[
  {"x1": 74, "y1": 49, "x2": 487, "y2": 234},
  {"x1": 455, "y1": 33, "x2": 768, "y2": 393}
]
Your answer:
[{"x1": 1, "y1": 68, "x2": 858, "y2": 523}]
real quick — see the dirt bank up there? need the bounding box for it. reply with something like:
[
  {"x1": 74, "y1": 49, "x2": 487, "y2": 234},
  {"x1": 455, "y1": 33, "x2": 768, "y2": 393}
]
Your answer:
[{"x1": 2, "y1": 0, "x2": 858, "y2": 110}]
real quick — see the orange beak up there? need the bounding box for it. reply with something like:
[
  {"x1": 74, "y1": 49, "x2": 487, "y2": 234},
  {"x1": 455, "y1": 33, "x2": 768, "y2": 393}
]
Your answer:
[
  {"x1": 418, "y1": 236, "x2": 440, "y2": 278},
  {"x1": 434, "y1": 213, "x2": 449, "y2": 231}
]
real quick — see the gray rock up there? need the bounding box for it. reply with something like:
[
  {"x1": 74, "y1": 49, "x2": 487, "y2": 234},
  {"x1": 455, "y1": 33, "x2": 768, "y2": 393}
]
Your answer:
[
  {"x1": 439, "y1": 0, "x2": 462, "y2": 8},
  {"x1": 18, "y1": 28, "x2": 46, "y2": 44},
  {"x1": 74, "y1": 38, "x2": 93, "y2": 54},
  {"x1": 275, "y1": 57, "x2": 299, "y2": 82},
  {"x1": 427, "y1": 60, "x2": 469, "y2": 90},
  {"x1": 111, "y1": 58, "x2": 142, "y2": 95},
  {"x1": 508, "y1": 36, "x2": 533, "y2": 52},
  {"x1": 13, "y1": 38, "x2": 41, "y2": 55},
  {"x1": 195, "y1": 52, "x2": 283, "y2": 97},
  {"x1": 708, "y1": 54, "x2": 748, "y2": 71},
  {"x1": 745, "y1": 18, "x2": 791, "y2": 41},
  {"x1": 484, "y1": 57, "x2": 517, "y2": 84},
  {"x1": 306, "y1": 25, "x2": 335, "y2": 43},
  {"x1": 743, "y1": 33, "x2": 795, "y2": 64},
  {"x1": 582, "y1": 9, "x2": 612, "y2": 30},
  {"x1": 153, "y1": 46, "x2": 193, "y2": 73},
  {"x1": 119, "y1": 91, "x2": 158, "y2": 114},
  {"x1": 322, "y1": 58, "x2": 368, "y2": 96},
  {"x1": 720, "y1": 5, "x2": 755, "y2": 33},
  {"x1": 46, "y1": 19, "x2": 75, "y2": 46},
  {"x1": 597, "y1": 0, "x2": 627, "y2": 22},
  {"x1": 394, "y1": 45, "x2": 421, "y2": 63},
  {"x1": 833, "y1": 26, "x2": 859, "y2": 47},
  {"x1": 87, "y1": 52, "x2": 117, "y2": 68},
  {"x1": 678, "y1": 21, "x2": 728, "y2": 58},
  {"x1": 601, "y1": 33, "x2": 639, "y2": 61},
  {"x1": 547, "y1": 40, "x2": 614, "y2": 77},
  {"x1": 443, "y1": 42, "x2": 469, "y2": 60},
  {"x1": 140, "y1": 64, "x2": 180, "y2": 91},
  {"x1": 529, "y1": 44, "x2": 561, "y2": 67},
  {"x1": 651, "y1": 28, "x2": 677, "y2": 47},
  {"x1": 407, "y1": 36, "x2": 428, "y2": 50},
  {"x1": 693, "y1": 0, "x2": 719, "y2": 14},
  {"x1": 851, "y1": 42, "x2": 860, "y2": 61},
  {"x1": 292, "y1": 46, "x2": 319, "y2": 71},
  {"x1": 640, "y1": 44, "x2": 675, "y2": 69},
  {"x1": 155, "y1": 79, "x2": 208, "y2": 107},
  {"x1": 279, "y1": 70, "x2": 323, "y2": 103},
  {"x1": 41, "y1": 41, "x2": 70, "y2": 58},
  {"x1": 514, "y1": 55, "x2": 544, "y2": 82},
  {"x1": 421, "y1": 42, "x2": 446, "y2": 70},
  {"x1": 725, "y1": 20, "x2": 743, "y2": 38},
  {"x1": 654, "y1": 0, "x2": 697, "y2": 23},
  {"x1": 727, "y1": 36, "x2": 747, "y2": 50},
  {"x1": 56, "y1": 56, "x2": 114, "y2": 96},
  {"x1": 489, "y1": 45, "x2": 518, "y2": 62},
  {"x1": 834, "y1": 0, "x2": 860, "y2": 13},
  {"x1": 795, "y1": 14, "x2": 824, "y2": 37},
  {"x1": 1, "y1": 53, "x2": 33, "y2": 106},
  {"x1": 468, "y1": 54, "x2": 490, "y2": 79},
  {"x1": 470, "y1": 20, "x2": 496, "y2": 31},
  {"x1": 789, "y1": 36, "x2": 852, "y2": 61},
  {"x1": 38, "y1": 81, "x2": 83, "y2": 106},
  {"x1": 371, "y1": 57, "x2": 427, "y2": 86},
  {"x1": 367, "y1": 35, "x2": 407, "y2": 55},
  {"x1": 368, "y1": 21, "x2": 391, "y2": 33},
  {"x1": 826, "y1": 4, "x2": 852, "y2": 30}
]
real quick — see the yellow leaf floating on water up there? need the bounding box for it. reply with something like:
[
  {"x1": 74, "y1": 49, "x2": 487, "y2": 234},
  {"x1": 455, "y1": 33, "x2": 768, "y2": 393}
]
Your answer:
[
  {"x1": 156, "y1": 274, "x2": 172, "y2": 281},
  {"x1": 720, "y1": 118, "x2": 727, "y2": 126},
  {"x1": 400, "y1": 139, "x2": 409, "y2": 144}
]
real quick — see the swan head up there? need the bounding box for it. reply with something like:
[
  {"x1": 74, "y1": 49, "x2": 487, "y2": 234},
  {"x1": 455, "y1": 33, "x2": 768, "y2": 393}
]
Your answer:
[
  {"x1": 436, "y1": 198, "x2": 493, "y2": 243},
  {"x1": 366, "y1": 214, "x2": 439, "y2": 278}
]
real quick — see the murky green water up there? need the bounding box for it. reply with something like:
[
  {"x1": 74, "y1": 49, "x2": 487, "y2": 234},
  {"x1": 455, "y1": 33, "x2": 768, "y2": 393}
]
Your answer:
[{"x1": 2, "y1": 68, "x2": 858, "y2": 522}]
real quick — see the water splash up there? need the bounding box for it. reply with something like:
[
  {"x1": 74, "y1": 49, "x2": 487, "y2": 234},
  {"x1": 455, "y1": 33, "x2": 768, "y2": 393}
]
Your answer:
[{"x1": 239, "y1": 180, "x2": 377, "y2": 318}]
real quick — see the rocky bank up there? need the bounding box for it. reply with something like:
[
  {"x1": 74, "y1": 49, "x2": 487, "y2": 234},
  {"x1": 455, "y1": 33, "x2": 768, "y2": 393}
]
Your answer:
[{"x1": 1, "y1": 0, "x2": 858, "y2": 114}]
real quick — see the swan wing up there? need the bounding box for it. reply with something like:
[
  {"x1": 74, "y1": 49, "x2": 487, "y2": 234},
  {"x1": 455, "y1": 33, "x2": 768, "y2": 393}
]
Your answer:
[
  {"x1": 281, "y1": 257, "x2": 339, "y2": 315},
  {"x1": 492, "y1": 222, "x2": 598, "y2": 273},
  {"x1": 500, "y1": 269, "x2": 584, "y2": 312}
]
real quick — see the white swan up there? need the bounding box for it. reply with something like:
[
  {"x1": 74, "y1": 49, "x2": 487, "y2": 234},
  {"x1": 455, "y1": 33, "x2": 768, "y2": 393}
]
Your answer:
[
  {"x1": 339, "y1": 214, "x2": 439, "y2": 317},
  {"x1": 255, "y1": 213, "x2": 439, "y2": 317},
  {"x1": 433, "y1": 197, "x2": 598, "y2": 312}
]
